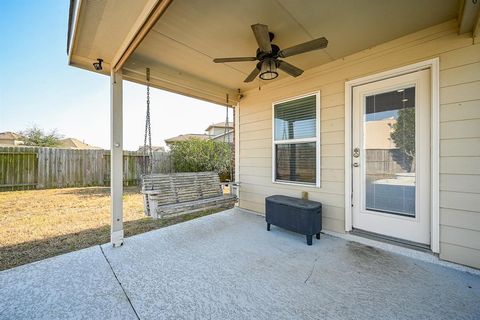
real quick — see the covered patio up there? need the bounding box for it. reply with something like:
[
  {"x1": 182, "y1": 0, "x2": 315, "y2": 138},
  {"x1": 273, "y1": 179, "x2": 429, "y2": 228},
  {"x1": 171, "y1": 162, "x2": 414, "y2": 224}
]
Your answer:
[
  {"x1": 2, "y1": 1, "x2": 480, "y2": 319},
  {"x1": 1, "y1": 209, "x2": 479, "y2": 319},
  {"x1": 65, "y1": 0, "x2": 480, "y2": 270}
]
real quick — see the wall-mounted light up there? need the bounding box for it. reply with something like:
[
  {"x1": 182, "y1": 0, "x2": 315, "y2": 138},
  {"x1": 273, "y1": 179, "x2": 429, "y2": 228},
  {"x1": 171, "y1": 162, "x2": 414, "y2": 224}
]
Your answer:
[
  {"x1": 93, "y1": 58, "x2": 103, "y2": 71},
  {"x1": 259, "y1": 59, "x2": 278, "y2": 80}
]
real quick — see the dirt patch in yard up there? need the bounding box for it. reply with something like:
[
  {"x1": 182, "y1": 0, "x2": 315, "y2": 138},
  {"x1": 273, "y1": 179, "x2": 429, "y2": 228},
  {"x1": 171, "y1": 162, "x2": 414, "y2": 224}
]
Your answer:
[{"x1": 0, "y1": 187, "x2": 222, "y2": 271}]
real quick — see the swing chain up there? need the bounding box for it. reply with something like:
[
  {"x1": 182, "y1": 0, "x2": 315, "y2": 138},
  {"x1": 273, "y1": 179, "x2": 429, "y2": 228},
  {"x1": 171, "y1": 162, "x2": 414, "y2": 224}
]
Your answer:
[
  {"x1": 143, "y1": 68, "x2": 153, "y2": 175},
  {"x1": 225, "y1": 94, "x2": 233, "y2": 182},
  {"x1": 224, "y1": 94, "x2": 229, "y2": 143}
]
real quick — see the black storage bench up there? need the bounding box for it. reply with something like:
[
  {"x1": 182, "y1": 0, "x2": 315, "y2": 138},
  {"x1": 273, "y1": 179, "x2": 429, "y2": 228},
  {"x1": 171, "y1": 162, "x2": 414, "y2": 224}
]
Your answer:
[{"x1": 265, "y1": 195, "x2": 322, "y2": 245}]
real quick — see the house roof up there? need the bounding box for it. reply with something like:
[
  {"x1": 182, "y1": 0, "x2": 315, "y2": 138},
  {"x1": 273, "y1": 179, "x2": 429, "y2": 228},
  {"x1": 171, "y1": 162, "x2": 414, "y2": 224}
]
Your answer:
[
  {"x1": 211, "y1": 130, "x2": 233, "y2": 142},
  {"x1": 205, "y1": 122, "x2": 233, "y2": 132},
  {"x1": 138, "y1": 145, "x2": 165, "y2": 152},
  {"x1": 164, "y1": 134, "x2": 209, "y2": 144},
  {"x1": 58, "y1": 138, "x2": 101, "y2": 149},
  {"x1": 0, "y1": 132, "x2": 23, "y2": 140}
]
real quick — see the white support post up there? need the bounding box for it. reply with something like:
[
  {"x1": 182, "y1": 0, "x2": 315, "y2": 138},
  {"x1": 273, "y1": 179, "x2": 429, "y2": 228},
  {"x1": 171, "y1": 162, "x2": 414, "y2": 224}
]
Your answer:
[
  {"x1": 234, "y1": 103, "x2": 240, "y2": 184},
  {"x1": 110, "y1": 69, "x2": 124, "y2": 247},
  {"x1": 234, "y1": 103, "x2": 240, "y2": 201}
]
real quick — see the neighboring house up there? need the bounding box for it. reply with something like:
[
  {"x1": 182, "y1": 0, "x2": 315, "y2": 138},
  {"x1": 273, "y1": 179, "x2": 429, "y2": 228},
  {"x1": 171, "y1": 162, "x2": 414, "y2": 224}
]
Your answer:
[
  {"x1": 68, "y1": 1, "x2": 480, "y2": 269},
  {"x1": 164, "y1": 133, "x2": 209, "y2": 146},
  {"x1": 57, "y1": 138, "x2": 101, "y2": 149},
  {"x1": 207, "y1": 122, "x2": 234, "y2": 143},
  {"x1": 206, "y1": 121, "x2": 233, "y2": 136},
  {"x1": 0, "y1": 132, "x2": 24, "y2": 146},
  {"x1": 364, "y1": 117, "x2": 397, "y2": 150},
  {"x1": 211, "y1": 131, "x2": 233, "y2": 143},
  {"x1": 165, "y1": 122, "x2": 234, "y2": 145}
]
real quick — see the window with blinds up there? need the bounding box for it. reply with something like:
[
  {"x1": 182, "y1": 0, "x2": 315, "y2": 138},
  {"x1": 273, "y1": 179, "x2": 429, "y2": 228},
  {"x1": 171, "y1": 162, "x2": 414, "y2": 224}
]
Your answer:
[{"x1": 273, "y1": 93, "x2": 319, "y2": 186}]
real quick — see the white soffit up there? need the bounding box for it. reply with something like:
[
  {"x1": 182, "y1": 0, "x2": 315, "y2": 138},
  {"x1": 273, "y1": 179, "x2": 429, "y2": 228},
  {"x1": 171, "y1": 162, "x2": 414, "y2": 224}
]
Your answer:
[
  {"x1": 126, "y1": 0, "x2": 458, "y2": 92},
  {"x1": 70, "y1": 0, "x2": 150, "y2": 73}
]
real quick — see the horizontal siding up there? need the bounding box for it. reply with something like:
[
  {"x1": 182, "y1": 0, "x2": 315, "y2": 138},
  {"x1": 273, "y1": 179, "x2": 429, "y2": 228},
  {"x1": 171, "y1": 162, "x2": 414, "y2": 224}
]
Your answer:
[
  {"x1": 440, "y1": 157, "x2": 480, "y2": 174},
  {"x1": 440, "y1": 208, "x2": 480, "y2": 231},
  {"x1": 439, "y1": 81, "x2": 480, "y2": 104},
  {"x1": 439, "y1": 243, "x2": 480, "y2": 269},
  {"x1": 322, "y1": 105, "x2": 344, "y2": 121},
  {"x1": 440, "y1": 225, "x2": 480, "y2": 250},
  {"x1": 321, "y1": 131, "x2": 345, "y2": 145},
  {"x1": 440, "y1": 43, "x2": 480, "y2": 69},
  {"x1": 438, "y1": 40, "x2": 480, "y2": 269},
  {"x1": 240, "y1": 182, "x2": 345, "y2": 207},
  {"x1": 237, "y1": 20, "x2": 480, "y2": 267},
  {"x1": 440, "y1": 191, "x2": 480, "y2": 212},
  {"x1": 440, "y1": 138, "x2": 480, "y2": 156},
  {"x1": 440, "y1": 100, "x2": 480, "y2": 122},
  {"x1": 440, "y1": 174, "x2": 480, "y2": 193},
  {"x1": 440, "y1": 62, "x2": 480, "y2": 87},
  {"x1": 440, "y1": 119, "x2": 480, "y2": 139}
]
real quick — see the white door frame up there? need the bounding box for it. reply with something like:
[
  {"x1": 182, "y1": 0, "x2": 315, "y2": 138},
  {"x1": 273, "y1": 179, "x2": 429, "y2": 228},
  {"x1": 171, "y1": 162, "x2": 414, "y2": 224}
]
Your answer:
[{"x1": 344, "y1": 58, "x2": 440, "y2": 253}]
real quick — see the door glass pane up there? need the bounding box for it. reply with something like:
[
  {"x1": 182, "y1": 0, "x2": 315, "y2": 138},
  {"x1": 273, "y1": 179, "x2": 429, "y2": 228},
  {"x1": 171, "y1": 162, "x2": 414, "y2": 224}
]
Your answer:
[{"x1": 363, "y1": 86, "x2": 415, "y2": 217}]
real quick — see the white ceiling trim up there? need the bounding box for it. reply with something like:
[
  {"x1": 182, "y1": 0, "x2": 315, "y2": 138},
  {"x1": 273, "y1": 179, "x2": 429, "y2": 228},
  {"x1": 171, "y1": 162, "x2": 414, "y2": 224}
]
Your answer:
[
  {"x1": 458, "y1": 0, "x2": 480, "y2": 34},
  {"x1": 112, "y1": 0, "x2": 172, "y2": 71},
  {"x1": 123, "y1": 66, "x2": 239, "y2": 106},
  {"x1": 67, "y1": 0, "x2": 83, "y2": 65}
]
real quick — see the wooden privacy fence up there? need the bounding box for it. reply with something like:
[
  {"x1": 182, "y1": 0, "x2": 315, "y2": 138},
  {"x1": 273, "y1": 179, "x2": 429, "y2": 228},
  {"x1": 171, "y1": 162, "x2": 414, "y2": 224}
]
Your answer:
[
  {"x1": 365, "y1": 149, "x2": 411, "y2": 179},
  {"x1": 0, "y1": 146, "x2": 172, "y2": 191}
]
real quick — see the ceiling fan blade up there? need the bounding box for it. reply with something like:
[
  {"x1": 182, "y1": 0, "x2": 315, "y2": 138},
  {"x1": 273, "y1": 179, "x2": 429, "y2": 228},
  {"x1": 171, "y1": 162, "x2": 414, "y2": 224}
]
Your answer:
[
  {"x1": 277, "y1": 60, "x2": 304, "y2": 77},
  {"x1": 213, "y1": 57, "x2": 257, "y2": 63},
  {"x1": 244, "y1": 67, "x2": 260, "y2": 83},
  {"x1": 278, "y1": 37, "x2": 328, "y2": 58},
  {"x1": 251, "y1": 24, "x2": 272, "y2": 53}
]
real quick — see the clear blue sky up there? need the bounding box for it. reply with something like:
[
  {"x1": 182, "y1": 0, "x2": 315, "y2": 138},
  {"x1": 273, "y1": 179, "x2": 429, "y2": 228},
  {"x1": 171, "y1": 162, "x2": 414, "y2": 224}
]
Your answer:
[{"x1": 0, "y1": 0, "x2": 230, "y2": 150}]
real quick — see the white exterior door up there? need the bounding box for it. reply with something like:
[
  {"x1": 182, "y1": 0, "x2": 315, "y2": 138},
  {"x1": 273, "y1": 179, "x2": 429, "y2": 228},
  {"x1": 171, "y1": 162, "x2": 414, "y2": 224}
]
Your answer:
[{"x1": 352, "y1": 69, "x2": 431, "y2": 245}]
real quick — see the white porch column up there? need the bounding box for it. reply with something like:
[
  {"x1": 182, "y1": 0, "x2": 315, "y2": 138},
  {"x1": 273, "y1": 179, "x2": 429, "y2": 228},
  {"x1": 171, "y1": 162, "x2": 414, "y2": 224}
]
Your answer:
[
  {"x1": 234, "y1": 103, "x2": 240, "y2": 183},
  {"x1": 110, "y1": 69, "x2": 124, "y2": 247}
]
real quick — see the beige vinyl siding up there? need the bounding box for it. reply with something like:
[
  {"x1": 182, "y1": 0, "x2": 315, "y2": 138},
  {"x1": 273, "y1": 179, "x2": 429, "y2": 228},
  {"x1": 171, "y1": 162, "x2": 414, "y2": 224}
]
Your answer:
[
  {"x1": 237, "y1": 19, "x2": 480, "y2": 268},
  {"x1": 439, "y1": 41, "x2": 480, "y2": 268}
]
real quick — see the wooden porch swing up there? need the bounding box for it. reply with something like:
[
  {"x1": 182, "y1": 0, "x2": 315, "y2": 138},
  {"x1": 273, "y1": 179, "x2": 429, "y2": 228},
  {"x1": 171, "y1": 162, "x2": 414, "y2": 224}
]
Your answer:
[{"x1": 139, "y1": 68, "x2": 237, "y2": 219}]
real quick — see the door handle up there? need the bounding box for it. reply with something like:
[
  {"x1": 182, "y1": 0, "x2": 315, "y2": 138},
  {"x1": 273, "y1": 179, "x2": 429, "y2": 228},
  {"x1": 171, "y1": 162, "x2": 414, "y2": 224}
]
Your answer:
[{"x1": 353, "y1": 163, "x2": 359, "y2": 167}]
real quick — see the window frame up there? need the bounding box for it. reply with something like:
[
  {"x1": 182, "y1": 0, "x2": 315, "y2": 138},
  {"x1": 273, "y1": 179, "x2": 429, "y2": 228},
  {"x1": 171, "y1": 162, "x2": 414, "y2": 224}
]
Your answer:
[{"x1": 271, "y1": 91, "x2": 321, "y2": 188}]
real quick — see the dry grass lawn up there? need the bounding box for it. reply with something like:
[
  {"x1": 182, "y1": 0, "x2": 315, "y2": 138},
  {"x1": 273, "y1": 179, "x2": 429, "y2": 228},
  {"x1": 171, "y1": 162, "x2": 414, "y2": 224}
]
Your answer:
[{"x1": 0, "y1": 187, "x2": 222, "y2": 271}]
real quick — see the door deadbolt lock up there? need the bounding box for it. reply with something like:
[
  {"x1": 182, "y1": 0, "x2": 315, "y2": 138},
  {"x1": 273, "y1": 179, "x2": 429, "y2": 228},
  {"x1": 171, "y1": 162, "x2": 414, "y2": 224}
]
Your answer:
[{"x1": 353, "y1": 148, "x2": 360, "y2": 158}]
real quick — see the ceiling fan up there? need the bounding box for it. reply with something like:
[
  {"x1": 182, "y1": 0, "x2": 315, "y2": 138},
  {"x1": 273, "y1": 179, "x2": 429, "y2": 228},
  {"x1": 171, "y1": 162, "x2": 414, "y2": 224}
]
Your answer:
[{"x1": 213, "y1": 24, "x2": 328, "y2": 83}]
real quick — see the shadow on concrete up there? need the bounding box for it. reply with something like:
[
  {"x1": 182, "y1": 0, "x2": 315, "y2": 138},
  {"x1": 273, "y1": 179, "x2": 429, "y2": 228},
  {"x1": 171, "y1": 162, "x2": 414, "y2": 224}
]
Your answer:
[
  {"x1": 0, "y1": 209, "x2": 222, "y2": 271},
  {"x1": 56, "y1": 186, "x2": 140, "y2": 198}
]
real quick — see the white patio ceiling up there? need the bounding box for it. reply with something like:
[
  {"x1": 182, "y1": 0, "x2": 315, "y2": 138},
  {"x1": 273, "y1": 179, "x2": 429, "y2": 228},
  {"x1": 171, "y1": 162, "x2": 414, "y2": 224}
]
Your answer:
[{"x1": 69, "y1": 0, "x2": 462, "y2": 105}]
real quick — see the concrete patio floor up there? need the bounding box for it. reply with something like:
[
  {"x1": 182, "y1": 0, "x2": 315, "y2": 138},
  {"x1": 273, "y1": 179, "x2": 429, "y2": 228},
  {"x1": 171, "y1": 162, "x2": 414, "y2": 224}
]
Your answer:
[{"x1": 1, "y1": 209, "x2": 479, "y2": 320}]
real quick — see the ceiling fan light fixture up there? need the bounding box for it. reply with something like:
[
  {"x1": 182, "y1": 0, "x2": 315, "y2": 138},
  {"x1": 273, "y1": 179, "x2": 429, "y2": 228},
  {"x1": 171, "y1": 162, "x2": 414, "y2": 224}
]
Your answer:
[
  {"x1": 213, "y1": 23, "x2": 327, "y2": 82},
  {"x1": 259, "y1": 59, "x2": 278, "y2": 80}
]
